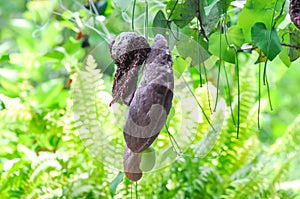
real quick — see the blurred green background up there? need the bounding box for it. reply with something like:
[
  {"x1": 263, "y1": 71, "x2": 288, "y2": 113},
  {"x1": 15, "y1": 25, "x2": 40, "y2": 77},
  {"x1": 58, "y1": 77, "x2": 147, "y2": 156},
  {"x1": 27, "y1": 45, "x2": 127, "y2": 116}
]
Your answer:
[{"x1": 0, "y1": 0, "x2": 300, "y2": 198}]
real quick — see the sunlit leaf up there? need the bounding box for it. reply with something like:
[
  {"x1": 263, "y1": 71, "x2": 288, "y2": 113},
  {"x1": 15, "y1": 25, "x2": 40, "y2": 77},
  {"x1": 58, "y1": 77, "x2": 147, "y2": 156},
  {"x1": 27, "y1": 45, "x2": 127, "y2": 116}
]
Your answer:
[
  {"x1": 33, "y1": 78, "x2": 64, "y2": 107},
  {"x1": 208, "y1": 32, "x2": 235, "y2": 63},
  {"x1": 173, "y1": 56, "x2": 189, "y2": 78},
  {"x1": 0, "y1": 55, "x2": 10, "y2": 62},
  {"x1": 238, "y1": 8, "x2": 273, "y2": 42},
  {"x1": 228, "y1": 26, "x2": 245, "y2": 47}
]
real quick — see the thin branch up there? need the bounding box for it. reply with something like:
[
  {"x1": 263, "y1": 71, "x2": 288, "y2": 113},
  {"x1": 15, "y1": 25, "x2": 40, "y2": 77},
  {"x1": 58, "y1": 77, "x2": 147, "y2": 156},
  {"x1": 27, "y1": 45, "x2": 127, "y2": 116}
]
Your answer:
[
  {"x1": 281, "y1": 43, "x2": 300, "y2": 49},
  {"x1": 196, "y1": 0, "x2": 208, "y2": 41},
  {"x1": 236, "y1": 42, "x2": 300, "y2": 53}
]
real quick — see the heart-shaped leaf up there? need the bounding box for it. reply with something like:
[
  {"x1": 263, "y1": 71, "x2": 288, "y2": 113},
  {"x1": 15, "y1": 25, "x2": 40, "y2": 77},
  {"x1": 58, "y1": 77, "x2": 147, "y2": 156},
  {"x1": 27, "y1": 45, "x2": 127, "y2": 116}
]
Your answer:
[
  {"x1": 251, "y1": 22, "x2": 282, "y2": 61},
  {"x1": 153, "y1": 10, "x2": 168, "y2": 36}
]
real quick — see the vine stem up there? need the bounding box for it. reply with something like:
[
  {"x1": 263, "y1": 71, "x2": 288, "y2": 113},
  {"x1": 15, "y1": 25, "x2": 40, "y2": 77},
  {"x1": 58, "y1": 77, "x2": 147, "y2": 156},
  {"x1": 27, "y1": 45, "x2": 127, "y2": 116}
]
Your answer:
[
  {"x1": 265, "y1": 70, "x2": 273, "y2": 111},
  {"x1": 165, "y1": 124, "x2": 222, "y2": 159},
  {"x1": 165, "y1": 124, "x2": 182, "y2": 155},
  {"x1": 263, "y1": 0, "x2": 280, "y2": 109},
  {"x1": 197, "y1": 20, "x2": 203, "y2": 88},
  {"x1": 132, "y1": 0, "x2": 136, "y2": 31},
  {"x1": 182, "y1": 76, "x2": 217, "y2": 133},
  {"x1": 196, "y1": 27, "x2": 212, "y2": 113},
  {"x1": 131, "y1": 182, "x2": 133, "y2": 199},
  {"x1": 214, "y1": 26, "x2": 223, "y2": 112},
  {"x1": 88, "y1": 0, "x2": 99, "y2": 16},
  {"x1": 223, "y1": 61, "x2": 236, "y2": 126},
  {"x1": 236, "y1": 53, "x2": 240, "y2": 139},
  {"x1": 144, "y1": 0, "x2": 148, "y2": 40},
  {"x1": 135, "y1": 181, "x2": 138, "y2": 199},
  {"x1": 258, "y1": 62, "x2": 261, "y2": 129},
  {"x1": 203, "y1": 63, "x2": 213, "y2": 114},
  {"x1": 196, "y1": 0, "x2": 208, "y2": 40},
  {"x1": 222, "y1": 8, "x2": 238, "y2": 128}
]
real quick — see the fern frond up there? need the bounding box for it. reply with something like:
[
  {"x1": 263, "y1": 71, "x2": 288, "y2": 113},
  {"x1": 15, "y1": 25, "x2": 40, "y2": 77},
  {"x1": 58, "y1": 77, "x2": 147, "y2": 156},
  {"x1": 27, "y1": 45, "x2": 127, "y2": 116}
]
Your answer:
[
  {"x1": 209, "y1": 63, "x2": 259, "y2": 176},
  {"x1": 222, "y1": 114, "x2": 300, "y2": 199},
  {"x1": 0, "y1": 94, "x2": 32, "y2": 125},
  {"x1": 72, "y1": 55, "x2": 124, "y2": 170}
]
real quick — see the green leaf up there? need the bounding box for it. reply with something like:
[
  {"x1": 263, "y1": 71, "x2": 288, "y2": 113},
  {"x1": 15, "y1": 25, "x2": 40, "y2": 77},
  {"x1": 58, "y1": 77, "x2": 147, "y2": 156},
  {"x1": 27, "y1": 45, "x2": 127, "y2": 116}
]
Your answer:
[
  {"x1": 0, "y1": 54, "x2": 10, "y2": 62},
  {"x1": 173, "y1": 56, "x2": 189, "y2": 78},
  {"x1": 153, "y1": 10, "x2": 168, "y2": 36},
  {"x1": 110, "y1": 171, "x2": 124, "y2": 196},
  {"x1": 279, "y1": 46, "x2": 291, "y2": 67},
  {"x1": 166, "y1": 0, "x2": 197, "y2": 28},
  {"x1": 208, "y1": 32, "x2": 236, "y2": 63},
  {"x1": 228, "y1": 26, "x2": 245, "y2": 47},
  {"x1": 279, "y1": 29, "x2": 291, "y2": 67},
  {"x1": 237, "y1": 8, "x2": 273, "y2": 42},
  {"x1": 176, "y1": 37, "x2": 210, "y2": 66},
  {"x1": 44, "y1": 50, "x2": 65, "y2": 60},
  {"x1": 0, "y1": 98, "x2": 6, "y2": 110},
  {"x1": 244, "y1": 0, "x2": 286, "y2": 10},
  {"x1": 204, "y1": 0, "x2": 220, "y2": 15},
  {"x1": 33, "y1": 78, "x2": 64, "y2": 107},
  {"x1": 288, "y1": 29, "x2": 300, "y2": 62},
  {"x1": 203, "y1": 0, "x2": 232, "y2": 34},
  {"x1": 61, "y1": 10, "x2": 74, "y2": 19},
  {"x1": 251, "y1": 22, "x2": 282, "y2": 61}
]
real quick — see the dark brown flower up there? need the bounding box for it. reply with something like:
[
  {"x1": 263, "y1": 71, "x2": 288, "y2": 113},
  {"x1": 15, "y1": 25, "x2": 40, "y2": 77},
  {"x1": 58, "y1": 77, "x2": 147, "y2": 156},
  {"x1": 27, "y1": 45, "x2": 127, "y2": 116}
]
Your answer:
[
  {"x1": 123, "y1": 145, "x2": 142, "y2": 181},
  {"x1": 109, "y1": 32, "x2": 150, "y2": 106},
  {"x1": 123, "y1": 34, "x2": 174, "y2": 153},
  {"x1": 290, "y1": 0, "x2": 300, "y2": 29}
]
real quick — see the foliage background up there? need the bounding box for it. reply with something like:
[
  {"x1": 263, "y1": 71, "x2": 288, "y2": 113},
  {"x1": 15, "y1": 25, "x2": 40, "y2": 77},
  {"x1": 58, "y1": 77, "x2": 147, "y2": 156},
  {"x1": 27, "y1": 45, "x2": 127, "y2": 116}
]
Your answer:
[{"x1": 0, "y1": 0, "x2": 300, "y2": 198}]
